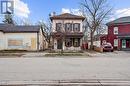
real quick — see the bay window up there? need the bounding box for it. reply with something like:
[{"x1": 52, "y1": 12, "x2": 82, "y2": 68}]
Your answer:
[
  {"x1": 73, "y1": 38, "x2": 80, "y2": 47},
  {"x1": 65, "y1": 38, "x2": 72, "y2": 47}
]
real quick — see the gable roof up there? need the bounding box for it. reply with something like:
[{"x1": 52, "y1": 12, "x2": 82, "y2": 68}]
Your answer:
[
  {"x1": 107, "y1": 16, "x2": 130, "y2": 26},
  {"x1": 0, "y1": 24, "x2": 40, "y2": 33},
  {"x1": 50, "y1": 13, "x2": 85, "y2": 21}
]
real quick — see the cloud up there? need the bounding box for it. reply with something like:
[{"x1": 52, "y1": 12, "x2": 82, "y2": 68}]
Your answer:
[
  {"x1": 116, "y1": 8, "x2": 130, "y2": 17},
  {"x1": 61, "y1": 8, "x2": 83, "y2": 16},
  {"x1": 110, "y1": 8, "x2": 130, "y2": 21},
  {"x1": 13, "y1": 0, "x2": 30, "y2": 18},
  {"x1": 62, "y1": 8, "x2": 70, "y2": 13}
]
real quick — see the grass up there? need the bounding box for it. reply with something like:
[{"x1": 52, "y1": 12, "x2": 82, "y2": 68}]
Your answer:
[
  {"x1": 48, "y1": 50, "x2": 84, "y2": 53},
  {"x1": 0, "y1": 50, "x2": 26, "y2": 57},
  {"x1": 45, "y1": 53, "x2": 84, "y2": 57},
  {"x1": 0, "y1": 50, "x2": 27, "y2": 53},
  {"x1": 0, "y1": 53, "x2": 24, "y2": 57}
]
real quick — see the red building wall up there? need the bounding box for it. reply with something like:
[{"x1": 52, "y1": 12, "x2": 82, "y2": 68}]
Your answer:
[{"x1": 101, "y1": 24, "x2": 130, "y2": 50}]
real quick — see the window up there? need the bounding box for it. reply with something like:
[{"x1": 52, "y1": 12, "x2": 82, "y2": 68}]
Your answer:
[
  {"x1": 114, "y1": 39, "x2": 118, "y2": 47},
  {"x1": 73, "y1": 23, "x2": 80, "y2": 32},
  {"x1": 73, "y1": 38, "x2": 80, "y2": 47},
  {"x1": 65, "y1": 38, "x2": 72, "y2": 47},
  {"x1": 114, "y1": 27, "x2": 118, "y2": 34},
  {"x1": 122, "y1": 39, "x2": 126, "y2": 48},
  {"x1": 65, "y1": 23, "x2": 72, "y2": 32},
  {"x1": 8, "y1": 39, "x2": 23, "y2": 46},
  {"x1": 56, "y1": 23, "x2": 62, "y2": 31}
]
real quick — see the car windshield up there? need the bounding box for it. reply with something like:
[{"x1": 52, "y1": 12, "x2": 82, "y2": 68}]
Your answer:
[{"x1": 102, "y1": 43, "x2": 112, "y2": 46}]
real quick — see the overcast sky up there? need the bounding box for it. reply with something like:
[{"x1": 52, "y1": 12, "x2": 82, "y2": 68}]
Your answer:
[{"x1": 0, "y1": 0, "x2": 130, "y2": 24}]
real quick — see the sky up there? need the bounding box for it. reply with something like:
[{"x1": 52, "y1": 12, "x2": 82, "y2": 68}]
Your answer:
[{"x1": 1, "y1": 0, "x2": 130, "y2": 24}]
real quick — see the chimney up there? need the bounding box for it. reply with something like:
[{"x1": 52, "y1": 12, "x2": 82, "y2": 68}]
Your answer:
[{"x1": 50, "y1": 12, "x2": 56, "y2": 16}]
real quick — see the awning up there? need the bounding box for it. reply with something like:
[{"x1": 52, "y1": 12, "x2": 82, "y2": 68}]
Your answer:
[{"x1": 117, "y1": 33, "x2": 130, "y2": 39}]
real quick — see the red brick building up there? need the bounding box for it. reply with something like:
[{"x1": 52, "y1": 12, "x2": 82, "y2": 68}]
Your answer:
[{"x1": 101, "y1": 16, "x2": 130, "y2": 50}]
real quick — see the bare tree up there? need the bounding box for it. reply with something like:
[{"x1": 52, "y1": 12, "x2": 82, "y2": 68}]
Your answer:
[
  {"x1": 81, "y1": 0, "x2": 112, "y2": 50},
  {"x1": 37, "y1": 19, "x2": 51, "y2": 43},
  {"x1": 3, "y1": 11, "x2": 15, "y2": 24},
  {"x1": 96, "y1": 24, "x2": 107, "y2": 35}
]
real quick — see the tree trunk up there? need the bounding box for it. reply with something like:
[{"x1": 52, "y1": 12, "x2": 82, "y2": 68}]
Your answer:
[{"x1": 90, "y1": 31, "x2": 94, "y2": 50}]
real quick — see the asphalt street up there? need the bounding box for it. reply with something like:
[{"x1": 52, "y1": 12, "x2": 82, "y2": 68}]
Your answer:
[{"x1": 0, "y1": 51, "x2": 130, "y2": 85}]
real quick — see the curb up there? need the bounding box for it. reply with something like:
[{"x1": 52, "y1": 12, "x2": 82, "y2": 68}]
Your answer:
[{"x1": 1, "y1": 79, "x2": 130, "y2": 86}]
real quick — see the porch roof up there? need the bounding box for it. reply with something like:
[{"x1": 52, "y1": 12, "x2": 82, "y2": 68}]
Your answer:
[
  {"x1": 117, "y1": 33, "x2": 130, "y2": 39},
  {"x1": 51, "y1": 32, "x2": 84, "y2": 38}
]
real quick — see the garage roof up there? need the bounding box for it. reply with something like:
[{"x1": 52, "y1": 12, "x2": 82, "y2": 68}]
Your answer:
[{"x1": 0, "y1": 24, "x2": 40, "y2": 33}]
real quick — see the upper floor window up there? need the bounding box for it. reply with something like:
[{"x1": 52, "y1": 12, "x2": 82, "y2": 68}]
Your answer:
[
  {"x1": 56, "y1": 23, "x2": 62, "y2": 31},
  {"x1": 65, "y1": 23, "x2": 72, "y2": 32},
  {"x1": 114, "y1": 27, "x2": 118, "y2": 34},
  {"x1": 73, "y1": 23, "x2": 80, "y2": 32}
]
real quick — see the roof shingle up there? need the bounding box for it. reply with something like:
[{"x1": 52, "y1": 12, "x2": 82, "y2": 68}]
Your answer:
[
  {"x1": 50, "y1": 13, "x2": 85, "y2": 21},
  {"x1": 107, "y1": 16, "x2": 130, "y2": 26},
  {"x1": 0, "y1": 24, "x2": 40, "y2": 33}
]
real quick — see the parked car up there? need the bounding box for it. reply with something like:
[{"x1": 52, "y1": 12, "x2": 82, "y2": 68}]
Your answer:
[{"x1": 102, "y1": 43, "x2": 113, "y2": 52}]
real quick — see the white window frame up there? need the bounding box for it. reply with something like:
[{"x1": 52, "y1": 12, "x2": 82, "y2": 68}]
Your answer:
[
  {"x1": 114, "y1": 39, "x2": 118, "y2": 47},
  {"x1": 114, "y1": 27, "x2": 118, "y2": 34}
]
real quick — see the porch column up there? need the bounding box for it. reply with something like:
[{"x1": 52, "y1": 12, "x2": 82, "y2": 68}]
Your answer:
[
  {"x1": 118, "y1": 39, "x2": 121, "y2": 50},
  {"x1": 62, "y1": 40, "x2": 65, "y2": 50},
  {"x1": 54, "y1": 39, "x2": 57, "y2": 50},
  {"x1": 80, "y1": 38, "x2": 82, "y2": 46}
]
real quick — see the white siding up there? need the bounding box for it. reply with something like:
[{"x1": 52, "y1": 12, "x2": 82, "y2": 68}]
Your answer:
[
  {"x1": 52, "y1": 19, "x2": 83, "y2": 51},
  {"x1": 0, "y1": 31, "x2": 4, "y2": 50},
  {"x1": 5, "y1": 33, "x2": 37, "y2": 50},
  {"x1": 0, "y1": 32, "x2": 39, "y2": 51}
]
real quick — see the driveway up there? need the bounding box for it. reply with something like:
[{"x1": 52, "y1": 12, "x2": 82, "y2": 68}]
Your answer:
[{"x1": 0, "y1": 51, "x2": 130, "y2": 85}]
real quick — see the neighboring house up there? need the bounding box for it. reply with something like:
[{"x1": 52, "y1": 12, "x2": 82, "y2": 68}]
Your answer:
[
  {"x1": 100, "y1": 16, "x2": 130, "y2": 50},
  {"x1": 50, "y1": 13, "x2": 85, "y2": 51},
  {"x1": 86, "y1": 34, "x2": 106, "y2": 49},
  {"x1": 0, "y1": 24, "x2": 47, "y2": 51}
]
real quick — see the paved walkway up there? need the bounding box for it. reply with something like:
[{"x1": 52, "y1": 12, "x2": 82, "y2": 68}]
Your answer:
[{"x1": 22, "y1": 52, "x2": 47, "y2": 57}]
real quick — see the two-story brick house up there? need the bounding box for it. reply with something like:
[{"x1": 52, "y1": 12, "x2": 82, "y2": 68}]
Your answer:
[
  {"x1": 50, "y1": 13, "x2": 85, "y2": 51},
  {"x1": 101, "y1": 16, "x2": 130, "y2": 50}
]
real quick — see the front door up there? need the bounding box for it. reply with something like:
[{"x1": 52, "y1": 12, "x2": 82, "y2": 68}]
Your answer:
[
  {"x1": 122, "y1": 39, "x2": 126, "y2": 48},
  {"x1": 57, "y1": 39, "x2": 62, "y2": 49},
  {"x1": 126, "y1": 39, "x2": 130, "y2": 48}
]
